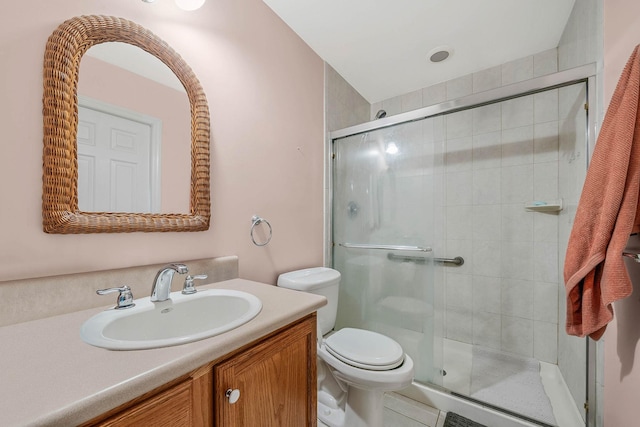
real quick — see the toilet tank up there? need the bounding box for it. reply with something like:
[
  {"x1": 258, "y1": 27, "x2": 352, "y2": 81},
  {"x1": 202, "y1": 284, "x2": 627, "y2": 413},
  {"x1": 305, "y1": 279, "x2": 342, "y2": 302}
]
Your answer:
[{"x1": 277, "y1": 267, "x2": 340, "y2": 336}]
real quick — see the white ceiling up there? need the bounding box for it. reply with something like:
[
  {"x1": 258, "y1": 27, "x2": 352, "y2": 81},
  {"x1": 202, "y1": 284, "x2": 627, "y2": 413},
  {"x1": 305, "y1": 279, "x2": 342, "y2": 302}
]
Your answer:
[{"x1": 263, "y1": 0, "x2": 576, "y2": 103}]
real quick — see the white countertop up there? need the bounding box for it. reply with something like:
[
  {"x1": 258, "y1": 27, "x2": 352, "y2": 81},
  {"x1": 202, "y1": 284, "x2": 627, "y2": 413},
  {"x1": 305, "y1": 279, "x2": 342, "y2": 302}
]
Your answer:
[{"x1": 0, "y1": 279, "x2": 326, "y2": 426}]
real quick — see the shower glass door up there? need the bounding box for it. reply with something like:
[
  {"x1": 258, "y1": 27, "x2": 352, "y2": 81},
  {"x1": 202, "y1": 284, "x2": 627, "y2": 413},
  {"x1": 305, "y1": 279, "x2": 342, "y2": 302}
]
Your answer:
[
  {"x1": 332, "y1": 79, "x2": 590, "y2": 426},
  {"x1": 332, "y1": 117, "x2": 443, "y2": 385}
]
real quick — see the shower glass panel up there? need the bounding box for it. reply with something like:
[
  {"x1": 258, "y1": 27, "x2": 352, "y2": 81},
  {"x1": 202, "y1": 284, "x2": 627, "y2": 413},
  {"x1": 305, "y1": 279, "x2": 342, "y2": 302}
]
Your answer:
[
  {"x1": 332, "y1": 118, "x2": 443, "y2": 385},
  {"x1": 332, "y1": 80, "x2": 589, "y2": 426}
]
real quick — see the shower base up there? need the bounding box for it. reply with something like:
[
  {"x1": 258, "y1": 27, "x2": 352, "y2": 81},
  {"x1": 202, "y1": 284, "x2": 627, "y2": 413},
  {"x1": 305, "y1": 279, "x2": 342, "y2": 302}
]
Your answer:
[{"x1": 397, "y1": 339, "x2": 584, "y2": 427}]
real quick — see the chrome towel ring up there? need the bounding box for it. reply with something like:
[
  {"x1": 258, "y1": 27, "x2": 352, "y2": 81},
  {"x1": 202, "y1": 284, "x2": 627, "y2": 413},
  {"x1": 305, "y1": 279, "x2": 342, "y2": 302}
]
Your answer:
[{"x1": 250, "y1": 215, "x2": 272, "y2": 246}]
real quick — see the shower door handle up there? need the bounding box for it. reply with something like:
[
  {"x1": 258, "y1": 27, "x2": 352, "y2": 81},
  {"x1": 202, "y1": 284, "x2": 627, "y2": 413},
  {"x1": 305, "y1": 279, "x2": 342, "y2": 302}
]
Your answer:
[{"x1": 338, "y1": 243, "x2": 432, "y2": 252}]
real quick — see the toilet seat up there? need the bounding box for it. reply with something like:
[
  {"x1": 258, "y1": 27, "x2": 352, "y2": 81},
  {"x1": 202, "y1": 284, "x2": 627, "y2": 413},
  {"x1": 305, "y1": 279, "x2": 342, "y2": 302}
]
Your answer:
[{"x1": 324, "y1": 328, "x2": 404, "y2": 371}]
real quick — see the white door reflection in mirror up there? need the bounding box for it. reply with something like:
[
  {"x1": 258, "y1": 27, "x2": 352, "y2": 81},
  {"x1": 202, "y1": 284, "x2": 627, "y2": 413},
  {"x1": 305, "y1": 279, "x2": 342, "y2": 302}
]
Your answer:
[
  {"x1": 77, "y1": 100, "x2": 161, "y2": 213},
  {"x1": 77, "y1": 42, "x2": 191, "y2": 214}
]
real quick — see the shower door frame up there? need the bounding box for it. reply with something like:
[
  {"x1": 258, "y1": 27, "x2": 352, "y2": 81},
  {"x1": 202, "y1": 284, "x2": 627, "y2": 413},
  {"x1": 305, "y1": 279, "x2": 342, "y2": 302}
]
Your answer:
[{"x1": 327, "y1": 63, "x2": 598, "y2": 426}]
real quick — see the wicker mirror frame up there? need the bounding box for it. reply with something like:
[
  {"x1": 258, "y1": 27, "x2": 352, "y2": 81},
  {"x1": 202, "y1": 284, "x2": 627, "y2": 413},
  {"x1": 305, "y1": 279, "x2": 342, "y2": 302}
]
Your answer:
[{"x1": 42, "y1": 15, "x2": 210, "y2": 233}]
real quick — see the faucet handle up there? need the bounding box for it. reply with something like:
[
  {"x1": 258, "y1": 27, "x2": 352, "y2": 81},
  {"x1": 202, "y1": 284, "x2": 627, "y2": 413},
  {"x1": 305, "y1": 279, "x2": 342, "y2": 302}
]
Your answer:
[
  {"x1": 97, "y1": 285, "x2": 135, "y2": 309},
  {"x1": 182, "y1": 274, "x2": 208, "y2": 295}
]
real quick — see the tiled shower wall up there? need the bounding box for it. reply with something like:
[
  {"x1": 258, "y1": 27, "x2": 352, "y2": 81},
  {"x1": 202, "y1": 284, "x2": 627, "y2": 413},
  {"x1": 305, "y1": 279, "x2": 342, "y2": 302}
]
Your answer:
[
  {"x1": 326, "y1": 63, "x2": 370, "y2": 132},
  {"x1": 444, "y1": 78, "x2": 569, "y2": 362},
  {"x1": 371, "y1": 49, "x2": 566, "y2": 362}
]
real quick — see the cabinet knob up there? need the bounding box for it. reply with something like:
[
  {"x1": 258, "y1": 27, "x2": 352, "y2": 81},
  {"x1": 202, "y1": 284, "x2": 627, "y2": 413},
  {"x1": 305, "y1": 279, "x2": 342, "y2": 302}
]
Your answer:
[{"x1": 225, "y1": 388, "x2": 240, "y2": 404}]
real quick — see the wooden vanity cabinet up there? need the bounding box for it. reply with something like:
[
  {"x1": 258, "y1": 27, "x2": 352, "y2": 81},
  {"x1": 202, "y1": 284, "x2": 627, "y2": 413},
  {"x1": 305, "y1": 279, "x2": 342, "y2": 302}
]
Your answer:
[
  {"x1": 83, "y1": 314, "x2": 316, "y2": 427},
  {"x1": 214, "y1": 313, "x2": 317, "y2": 426}
]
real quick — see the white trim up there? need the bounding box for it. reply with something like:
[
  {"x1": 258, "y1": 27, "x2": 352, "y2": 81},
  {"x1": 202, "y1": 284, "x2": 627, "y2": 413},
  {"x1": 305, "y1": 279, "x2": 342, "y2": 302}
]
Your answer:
[{"x1": 78, "y1": 95, "x2": 162, "y2": 213}]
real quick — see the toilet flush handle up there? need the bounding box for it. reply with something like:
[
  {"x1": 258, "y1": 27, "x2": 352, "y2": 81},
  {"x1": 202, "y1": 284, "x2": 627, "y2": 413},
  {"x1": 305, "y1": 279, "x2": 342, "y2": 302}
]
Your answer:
[{"x1": 226, "y1": 388, "x2": 240, "y2": 404}]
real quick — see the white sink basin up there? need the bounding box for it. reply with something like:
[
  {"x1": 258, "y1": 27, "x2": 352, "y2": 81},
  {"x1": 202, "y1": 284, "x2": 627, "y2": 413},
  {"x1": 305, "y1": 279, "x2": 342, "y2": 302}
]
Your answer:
[{"x1": 81, "y1": 289, "x2": 262, "y2": 350}]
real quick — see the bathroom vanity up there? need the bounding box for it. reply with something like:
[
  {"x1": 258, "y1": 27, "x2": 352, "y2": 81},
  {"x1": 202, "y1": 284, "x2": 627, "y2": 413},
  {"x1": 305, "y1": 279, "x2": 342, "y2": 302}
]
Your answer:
[
  {"x1": 0, "y1": 279, "x2": 325, "y2": 426},
  {"x1": 83, "y1": 314, "x2": 316, "y2": 426}
]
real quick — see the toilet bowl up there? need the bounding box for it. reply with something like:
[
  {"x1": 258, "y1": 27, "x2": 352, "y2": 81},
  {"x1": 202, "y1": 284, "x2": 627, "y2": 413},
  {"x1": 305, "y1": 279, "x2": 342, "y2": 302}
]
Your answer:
[
  {"x1": 317, "y1": 330, "x2": 414, "y2": 427},
  {"x1": 277, "y1": 267, "x2": 415, "y2": 427}
]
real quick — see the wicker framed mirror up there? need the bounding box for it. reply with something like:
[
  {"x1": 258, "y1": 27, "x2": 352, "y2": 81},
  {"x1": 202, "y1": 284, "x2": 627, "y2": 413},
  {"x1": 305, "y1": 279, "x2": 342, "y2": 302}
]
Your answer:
[{"x1": 42, "y1": 15, "x2": 210, "y2": 233}]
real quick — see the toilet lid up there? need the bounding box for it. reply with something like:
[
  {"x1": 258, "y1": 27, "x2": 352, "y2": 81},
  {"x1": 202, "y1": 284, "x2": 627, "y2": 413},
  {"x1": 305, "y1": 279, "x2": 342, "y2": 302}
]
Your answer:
[{"x1": 324, "y1": 328, "x2": 404, "y2": 371}]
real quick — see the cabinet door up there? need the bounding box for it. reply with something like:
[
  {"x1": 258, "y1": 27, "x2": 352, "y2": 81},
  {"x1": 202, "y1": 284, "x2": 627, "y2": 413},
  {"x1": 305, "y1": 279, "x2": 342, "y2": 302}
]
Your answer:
[
  {"x1": 92, "y1": 380, "x2": 193, "y2": 426},
  {"x1": 214, "y1": 315, "x2": 317, "y2": 427},
  {"x1": 86, "y1": 364, "x2": 212, "y2": 427}
]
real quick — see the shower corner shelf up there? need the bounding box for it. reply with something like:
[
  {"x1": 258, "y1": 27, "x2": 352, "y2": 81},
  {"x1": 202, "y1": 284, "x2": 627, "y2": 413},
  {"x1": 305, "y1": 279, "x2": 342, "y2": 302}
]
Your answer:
[{"x1": 524, "y1": 199, "x2": 563, "y2": 212}]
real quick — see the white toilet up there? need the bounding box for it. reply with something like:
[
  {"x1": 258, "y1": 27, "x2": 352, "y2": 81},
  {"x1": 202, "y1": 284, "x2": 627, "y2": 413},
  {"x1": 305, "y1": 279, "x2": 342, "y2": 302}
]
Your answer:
[{"x1": 277, "y1": 267, "x2": 414, "y2": 427}]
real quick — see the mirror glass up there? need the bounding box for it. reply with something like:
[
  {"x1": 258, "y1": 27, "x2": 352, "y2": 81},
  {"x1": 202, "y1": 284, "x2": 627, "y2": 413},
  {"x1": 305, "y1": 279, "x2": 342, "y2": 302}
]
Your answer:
[{"x1": 77, "y1": 42, "x2": 191, "y2": 214}]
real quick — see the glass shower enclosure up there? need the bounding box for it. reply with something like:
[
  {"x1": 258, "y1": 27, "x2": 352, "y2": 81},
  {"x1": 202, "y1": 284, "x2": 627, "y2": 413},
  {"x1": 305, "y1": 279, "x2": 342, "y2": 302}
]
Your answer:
[
  {"x1": 330, "y1": 66, "x2": 596, "y2": 426},
  {"x1": 332, "y1": 118, "x2": 441, "y2": 386}
]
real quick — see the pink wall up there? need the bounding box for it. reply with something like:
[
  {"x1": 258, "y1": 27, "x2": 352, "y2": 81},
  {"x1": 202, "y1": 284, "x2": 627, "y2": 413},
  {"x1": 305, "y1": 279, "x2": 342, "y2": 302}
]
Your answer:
[
  {"x1": 78, "y1": 55, "x2": 192, "y2": 212},
  {"x1": 0, "y1": 0, "x2": 324, "y2": 284},
  {"x1": 603, "y1": 0, "x2": 640, "y2": 424}
]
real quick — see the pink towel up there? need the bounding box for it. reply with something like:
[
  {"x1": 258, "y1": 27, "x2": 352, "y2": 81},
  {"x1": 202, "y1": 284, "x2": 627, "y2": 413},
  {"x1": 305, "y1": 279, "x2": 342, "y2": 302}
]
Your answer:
[{"x1": 564, "y1": 45, "x2": 640, "y2": 340}]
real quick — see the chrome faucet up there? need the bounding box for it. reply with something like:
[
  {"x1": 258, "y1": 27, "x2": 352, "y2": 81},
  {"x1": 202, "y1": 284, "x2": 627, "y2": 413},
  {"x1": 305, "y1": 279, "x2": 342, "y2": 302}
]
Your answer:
[{"x1": 150, "y1": 263, "x2": 188, "y2": 302}]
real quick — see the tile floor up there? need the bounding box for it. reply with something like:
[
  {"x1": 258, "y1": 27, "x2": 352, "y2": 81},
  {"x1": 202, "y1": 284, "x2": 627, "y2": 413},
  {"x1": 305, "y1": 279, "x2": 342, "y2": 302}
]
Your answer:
[{"x1": 317, "y1": 392, "x2": 448, "y2": 427}]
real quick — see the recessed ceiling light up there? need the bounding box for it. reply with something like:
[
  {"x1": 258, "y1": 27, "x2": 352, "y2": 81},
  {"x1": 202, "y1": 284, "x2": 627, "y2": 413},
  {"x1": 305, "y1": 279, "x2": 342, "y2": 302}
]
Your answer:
[{"x1": 428, "y1": 46, "x2": 452, "y2": 63}]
